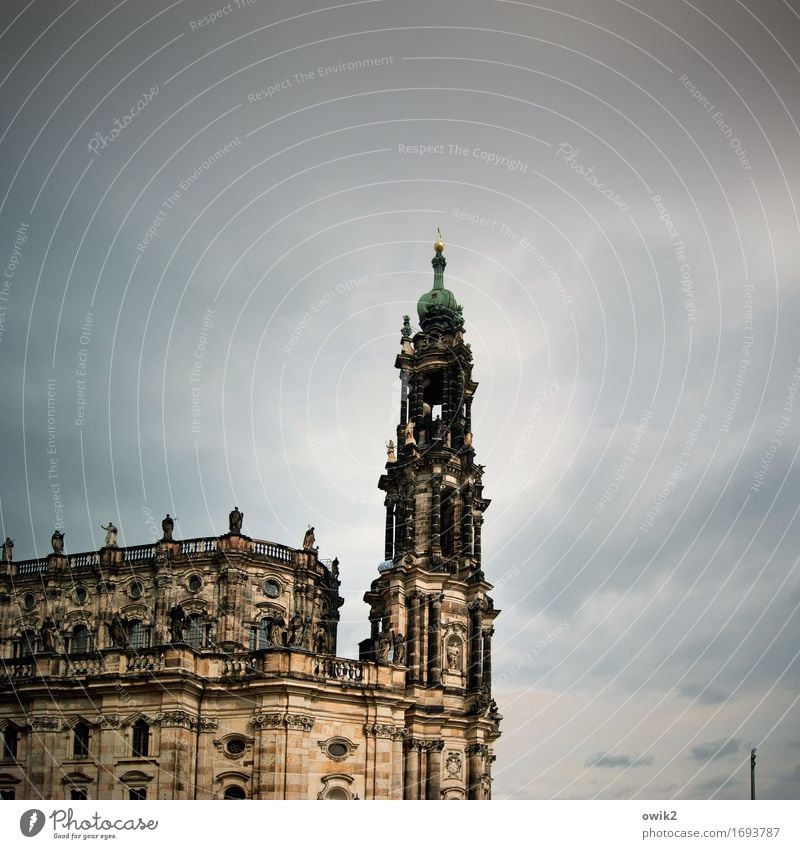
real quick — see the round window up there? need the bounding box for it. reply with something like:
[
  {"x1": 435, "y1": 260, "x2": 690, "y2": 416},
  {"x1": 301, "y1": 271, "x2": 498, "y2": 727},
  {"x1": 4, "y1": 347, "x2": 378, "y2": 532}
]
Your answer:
[
  {"x1": 129, "y1": 581, "x2": 143, "y2": 599},
  {"x1": 327, "y1": 741, "x2": 348, "y2": 759},
  {"x1": 263, "y1": 579, "x2": 280, "y2": 598},
  {"x1": 23, "y1": 593, "x2": 36, "y2": 610},
  {"x1": 75, "y1": 586, "x2": 88, "y2": 605},
  {"x1": 188, "y1": 575, "x2": 202, "y2": 593},
  {"x1": 226, "y1": 739, "x2": 245, "y2": 756}
]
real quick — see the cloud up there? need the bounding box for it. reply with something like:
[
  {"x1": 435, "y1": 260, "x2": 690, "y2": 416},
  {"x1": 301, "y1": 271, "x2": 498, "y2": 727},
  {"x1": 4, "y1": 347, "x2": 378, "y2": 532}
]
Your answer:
[
  {"x1": 585, "y1": 752, "x2": 655, "y2": 769},
  {"x1": 688, "y1": 739, "x2": 742, "y2": 761},
  {"x1": 679, "y1": 683, "x2": 730, "y2": 705}
]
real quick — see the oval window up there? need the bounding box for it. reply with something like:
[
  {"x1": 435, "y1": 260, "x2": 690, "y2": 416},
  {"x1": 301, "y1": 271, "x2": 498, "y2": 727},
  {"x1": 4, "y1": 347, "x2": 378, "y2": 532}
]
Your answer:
[
  {"x1": 263, "y1": 579, "x2": 280, "y2": 598},
  {"x1": 327, "y1": 741, "x2": 348, "y2": 758},
  {"x1": 188, "y1": 575, "x2": 202, "y2": 593},
  {"x1": 129, "y1": 581, "x2": 143, "y2": 599},
  {"x1": 23, "y1": 593, "x2": 36, "y2": 610},
  {"x1": 75, "y1": 586, "x2": 88, "y2": 605},
  {"x1": 226, "y1": 739, "x2": 245, "y2": 756}
]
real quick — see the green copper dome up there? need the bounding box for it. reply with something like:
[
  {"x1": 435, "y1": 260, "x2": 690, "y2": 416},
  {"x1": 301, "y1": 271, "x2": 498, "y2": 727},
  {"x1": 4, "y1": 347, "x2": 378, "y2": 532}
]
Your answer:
[{"x1": 417, "y1": 241, "x2": 463, "y2": 327}]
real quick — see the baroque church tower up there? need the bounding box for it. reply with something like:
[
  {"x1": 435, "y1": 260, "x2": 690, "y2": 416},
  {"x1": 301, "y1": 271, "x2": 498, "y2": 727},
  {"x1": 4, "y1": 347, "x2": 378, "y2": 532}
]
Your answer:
[
  {"x1": 361, "y1": 236, "x2": 501, "y2": 799},
  {"x1": 0, "y1": 239, "x2": 500, "y2": 801}
]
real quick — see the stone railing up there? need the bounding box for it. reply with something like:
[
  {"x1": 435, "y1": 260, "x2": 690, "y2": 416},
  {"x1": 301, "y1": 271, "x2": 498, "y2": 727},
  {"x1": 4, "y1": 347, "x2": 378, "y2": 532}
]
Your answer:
[
  {"x1": 0, "y1": 659, "x2": 35, "y2": 681},
  {"x1": 180, "y1": 538, "x2": 217, "y2": 555},
  {"x1": 313, "y1": 657, "x2": 364, "y2": 682},
  {"x1": 9, "y1": 535, "x2": 302, "y2": 577},
  {"x1": 251, "y1": 540, "x2": 294, "y2": 562}
]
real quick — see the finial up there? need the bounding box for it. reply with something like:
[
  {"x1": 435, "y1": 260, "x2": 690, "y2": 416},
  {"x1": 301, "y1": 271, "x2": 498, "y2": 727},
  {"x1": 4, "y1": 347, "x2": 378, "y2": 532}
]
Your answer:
[{"x1": 434, "y1": 227, "x2": 445, "y2": 254}]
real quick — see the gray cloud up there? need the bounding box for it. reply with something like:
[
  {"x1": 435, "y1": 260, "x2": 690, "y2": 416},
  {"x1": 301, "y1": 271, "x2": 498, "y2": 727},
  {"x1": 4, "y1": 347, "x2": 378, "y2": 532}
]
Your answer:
[
  {"x1": 688, "y1": 739, "x2": 742, "y2": 761},
  {"x1": 585, "y1": 753, "x2": 655, "y2": 769}
]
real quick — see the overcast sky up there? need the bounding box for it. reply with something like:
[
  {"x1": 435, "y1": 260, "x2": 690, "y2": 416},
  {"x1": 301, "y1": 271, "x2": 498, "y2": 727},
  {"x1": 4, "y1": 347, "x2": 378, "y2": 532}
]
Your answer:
[{"x1": 0, "y1": 0, "x2": 798, "y2": 800}]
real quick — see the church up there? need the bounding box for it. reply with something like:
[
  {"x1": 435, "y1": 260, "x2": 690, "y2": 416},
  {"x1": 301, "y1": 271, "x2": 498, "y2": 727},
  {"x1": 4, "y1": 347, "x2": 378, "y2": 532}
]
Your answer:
[{"x1": 0, "y1": 239, "x2": 501, "y2": 800}]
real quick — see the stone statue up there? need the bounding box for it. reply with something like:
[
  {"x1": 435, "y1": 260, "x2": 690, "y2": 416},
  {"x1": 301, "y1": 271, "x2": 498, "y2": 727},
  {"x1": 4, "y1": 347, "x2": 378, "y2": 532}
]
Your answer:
[
  {"x1": 401, "y1": 315, "x2": 412, "y2": 339},
  {"x1": 107, "y1": 612, "x2": 129, "y2": 647},
  {"x1": 40, "y1": 617, "x2": 57, "y2": 652},
  {"x1": 288, "y1": 612, "x2": 302, "y2": 645},
  {"x1": 268, "y1": 615, "x2": 285, "y2": 646},
  {"x1": 2, "y1": 537, "x2": 13, "y2": 562},
  {"x1": 432, "y1": 416, "x2": 443, "y2": 440},
  {"x1": 101, "y1": 521, "x2": 118, "y2": 547},
  {"x1": 386, "y1": 440, "x2": 396, "y2": 462},
  {"x1": 228, "y1": 506, "x2": 243, "y2": 535},
  {"x1": 392, "y1": 632, "x2": 406, "y2": 665},
  {"x1": 161, "y1": 513, "x2": 174, "y2": 541},
  {"x1": 331, "y1": 557, "x2": 340, "y2": 580},
  {"x1": 447, "y1": 641, "x2": 461, "y2": 672},
  {"x1": 376, "y1": 629, "x2": 391, "y2": 662},
  {"x1": 314, "y1": 625, "x2": 328, "y2": 655},
  {"x1": 302, "y1": 526, "x2": 316, "y2": 551},
  {"x1": 168, "y1": 605, "x2": 186, "y2": 643},
  {"x1": 51, "y1": 529, "x2": 64, "y2": 554},
  {"x1": 464, "y1": 432, "x2": 473, "y2": 447},
  {"x1": 404, "y1": 420, "x2": 416, "y2": 446}
]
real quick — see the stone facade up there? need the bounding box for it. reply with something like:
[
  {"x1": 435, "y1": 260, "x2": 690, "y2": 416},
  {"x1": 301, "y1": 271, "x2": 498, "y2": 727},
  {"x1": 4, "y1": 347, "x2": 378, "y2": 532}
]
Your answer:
[{"x1": 0, "y1": 242, "x2": 501, "y2": 800}]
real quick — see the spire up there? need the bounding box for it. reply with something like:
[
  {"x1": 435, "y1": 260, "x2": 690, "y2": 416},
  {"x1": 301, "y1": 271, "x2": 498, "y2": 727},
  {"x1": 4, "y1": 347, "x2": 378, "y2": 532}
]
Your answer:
[{"x1": 417, "y1": 232, "x2": 462, "y2": 328}]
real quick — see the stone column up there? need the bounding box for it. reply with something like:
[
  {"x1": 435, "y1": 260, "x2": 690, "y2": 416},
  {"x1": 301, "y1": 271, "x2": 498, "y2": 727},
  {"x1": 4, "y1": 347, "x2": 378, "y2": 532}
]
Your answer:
[
  {"x1": 400, "y1": 370, "x2": 408, "y2": 426},
  {"x1": 428, "y1": 594, "x2": 442, "y2": 686},
  {"x1": 465, "y1": 397, "x2": 472, "y2": 435},
  {"x1": 251, "y1": 713, "x2": 283, "y2": 799},
  {"x1": 283, "y1": 713, "x2": 315, "y2": 800},
  {"x1": 461, "y1": 488, "x2": 474, "y2": 556},
  {"x1": 407, "y1": 591, "x2": 419, "y2": 684},
  {"x1": 431, "y1": 476, "x2": 442, "y2": 554},
  {"x1": 404, "y1": 496, "x2": 415, "y2": 551},
  {"x1": 474, "y1": 515, "x2": 483, "y2": 564},
  {"x1": 426, "y1": 741, "x2": 444, "y2": 799},
  {"x1": 468, "y1": 601, "x2": 484, "y2": 691},
  {"x1": 404, "y1": 739, "x2": 420, "y2": 799},
  {"x1": 482, "y1": 627, "x2": 494, "y2": 692},
  {"x1": 417, "y1": 593, "x2": 428, "y2": 685},
  {"x1": 466, "y1": 744, "x2": 487, "y2": 800},
  {"x1": 384, "y1": 498, "x2": 394, "y2": 560}
]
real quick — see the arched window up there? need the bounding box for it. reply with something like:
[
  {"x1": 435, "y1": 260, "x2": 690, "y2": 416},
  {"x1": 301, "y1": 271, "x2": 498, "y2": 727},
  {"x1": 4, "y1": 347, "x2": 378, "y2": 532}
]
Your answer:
[
  {"x1": 128, "y1": 621, "x2": 149, "y2": 650},
  {"x1": 19, "y1": 630, "x2": 36, "y2": 657},
  {"x1": 2, "y1": 726, "x2": 18, "y2": 760},
  {"x1": 223, "y1": 785, "x2": 246, "y2": 799},
  {"x1": 185, "y1": 615, "x2": 205, "y2": 648},
  {"x1": 325, "y1": 787, "x2": 349, "y2": 800},
  {"x1": 72, "y1": 723, "x2": 90, "y2": 759},
  {"x1": 70, "y1": 625, "x2": 90, "y2": 656},
  {"x1": 132, "y1": 720, "x2": 149, "y2": 758}
]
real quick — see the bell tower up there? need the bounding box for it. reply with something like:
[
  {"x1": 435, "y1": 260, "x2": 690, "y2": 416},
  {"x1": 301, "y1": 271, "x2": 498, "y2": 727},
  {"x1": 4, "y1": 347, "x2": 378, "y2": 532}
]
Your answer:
[{"x1": 361, "y1": 236, "x2": 501, "y2": 800}]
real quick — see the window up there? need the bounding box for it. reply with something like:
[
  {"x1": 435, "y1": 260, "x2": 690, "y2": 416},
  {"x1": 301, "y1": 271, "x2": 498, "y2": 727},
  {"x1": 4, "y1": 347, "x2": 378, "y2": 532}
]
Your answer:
[
  {"x1": 225, "y1": 739, "x2": 245, "y2": 757},
  {"x1": 75, "y1": 586, "x2": 88, "y2": 605},
  {"x1": 128, "y1": 788, "x2": 146, "y2": 800},
  {"x1": 70, "y1": 625, "x2": 90, "y2": 656},
  {"x1": 185, "y1": 615, "x2": 205, "y2": 648},
  {"x1": 70, "y1": 788, "x2": 87, "y2": 800},
  {"x1": 325, "y1": 787, "x2": 349, "y2": 799},
  {"x1": 188, "y1": 574, "x2": 203, "y2": 593},
  {"x1": 128, "y1": 621, "x2": 149, "y2": 650},
  {"x1": 441, "y1": 489, "x2": 455, "y2": 556},
  {"x1": 223, "y1": 785, "x2": 245, "y2": 799},
  {"x1": 257, "y1": 618, "x2": 270, "y2": 649},
  {"x1": 263, "y1": 579, "x2": 280, "y2": 598},
  {"x1": 132, "y1": 720, "x2": 149, "y2": 758},
  {"x1": 19, "y1": 630, "x2": 36, "y2": 657},
  {"x1": 72, "y1": 723, "x2": 90, "y2": 759},
  {"x1": 0, "y1": 789, "x2": 15, "y2": 800},
  {"x1": 129, "y1": 581, "x2": 143, "y2": 600},
  {"x1": 2, "y1": 728, "x2": 18, "y2": 760},
  {"x1": 22, "y1": 593, "x2": 36, "y2": 611}
]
